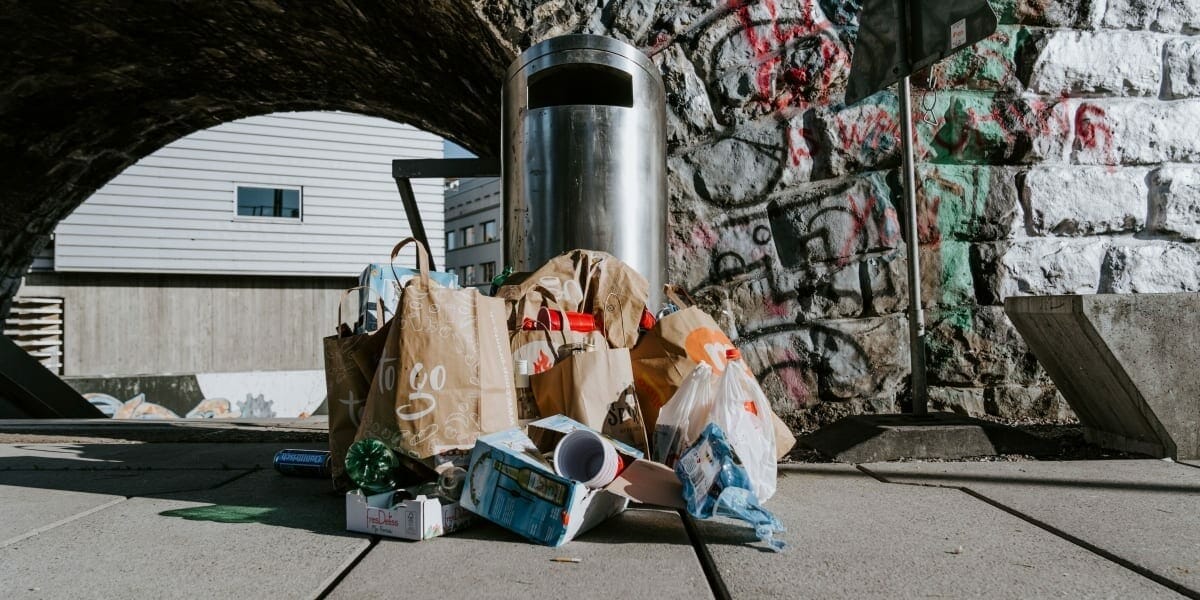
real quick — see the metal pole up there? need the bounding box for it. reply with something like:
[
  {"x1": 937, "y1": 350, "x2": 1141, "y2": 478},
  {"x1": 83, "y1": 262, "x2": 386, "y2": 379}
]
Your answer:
[
  {"x1": 898, "y1": 75, "x2": 928, "y2": 415},
  {"x1": 394, "y1": 177, "x2": 438, "y2": 273}
]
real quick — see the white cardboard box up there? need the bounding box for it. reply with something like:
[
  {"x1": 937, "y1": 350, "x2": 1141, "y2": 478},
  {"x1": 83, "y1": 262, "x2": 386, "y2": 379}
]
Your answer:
[{"x1": 345, "y1": 489, "x2": 476, "y2": 541}]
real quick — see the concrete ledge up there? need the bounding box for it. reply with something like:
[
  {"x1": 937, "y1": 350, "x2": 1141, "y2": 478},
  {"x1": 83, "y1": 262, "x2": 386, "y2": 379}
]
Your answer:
[
  {"x1": 799, "y1": 413, "x2": 1054, "y2": 463},
  {"x1": 1006, "y1": 293, "x2": 1200, "y2": 459}
]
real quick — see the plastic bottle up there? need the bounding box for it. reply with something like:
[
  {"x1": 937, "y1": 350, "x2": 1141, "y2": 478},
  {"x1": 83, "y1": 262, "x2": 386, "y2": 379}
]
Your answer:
[
  {"x1": 344, "y1": 437, "x2": 400, "y2": 494},
  {"x1": 514, "y1": 359, "x2": 540, "y2": 424}
]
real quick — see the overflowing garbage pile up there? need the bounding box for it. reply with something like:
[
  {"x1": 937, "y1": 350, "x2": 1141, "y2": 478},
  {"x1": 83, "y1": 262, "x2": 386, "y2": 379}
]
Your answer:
[{"x1": 308, "y1": 238, "x2": 794, "y2": 551}]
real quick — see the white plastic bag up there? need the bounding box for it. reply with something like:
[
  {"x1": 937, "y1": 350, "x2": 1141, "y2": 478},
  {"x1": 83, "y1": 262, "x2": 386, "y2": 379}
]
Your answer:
[
  {"x1": 651, "y1": 363, "x2": 713, "y2": 466},
  {"x1": 710, "y1": 349, "x2": 777, "y2": 502}
]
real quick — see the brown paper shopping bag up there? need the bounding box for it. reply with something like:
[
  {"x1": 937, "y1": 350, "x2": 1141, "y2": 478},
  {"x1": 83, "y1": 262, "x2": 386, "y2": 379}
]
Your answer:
[
  {"x1": 323, "y1": 287, "x2": 391, "y2": 490},
  {"x1": 630, "y1": 286, "x2": 796, "y2": 459},
  {"x1": 530, "y1": 346, "x2": 649, "y2": 454},
  {"x1": 497, "y1": 250, "x2": 648, "y2": 349},
  {"x1": 388, "y1": 238, "x2": 518, "y2": 460}
]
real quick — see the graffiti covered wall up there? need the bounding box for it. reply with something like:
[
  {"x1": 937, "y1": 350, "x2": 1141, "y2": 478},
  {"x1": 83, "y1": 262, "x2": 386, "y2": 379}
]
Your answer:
[{"x1": 507, "y1": 0, "x2": 1200, "y2": 428}]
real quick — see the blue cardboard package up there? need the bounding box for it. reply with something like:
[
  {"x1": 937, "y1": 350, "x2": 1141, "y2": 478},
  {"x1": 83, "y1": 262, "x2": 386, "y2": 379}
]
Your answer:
[{"x1": 460, "y1": 415, "x2": 682, "y2": 546}]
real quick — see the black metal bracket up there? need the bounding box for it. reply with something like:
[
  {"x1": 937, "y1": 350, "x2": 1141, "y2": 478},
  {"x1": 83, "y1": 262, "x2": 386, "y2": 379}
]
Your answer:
[{"x1": 392, "y1": 158, "x2": 501, "y2": 273}]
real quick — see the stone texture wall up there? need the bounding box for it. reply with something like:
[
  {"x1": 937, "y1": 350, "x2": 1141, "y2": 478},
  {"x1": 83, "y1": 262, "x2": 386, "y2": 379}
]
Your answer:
[
  {"x1": 511, "y1": 0, "x2": 1200, "y2": 428},
  {"x1": 3, "y1": 0, "x2": 1198, "y2": 428}
]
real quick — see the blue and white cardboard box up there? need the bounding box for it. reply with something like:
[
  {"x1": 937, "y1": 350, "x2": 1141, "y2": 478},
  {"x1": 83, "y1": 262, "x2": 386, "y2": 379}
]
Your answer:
[
  {"x1": 460, "y1": 415, "x2": 682, "y2": 547},
  {"x1": 356, "y1": 263, "x2": 459, "y2": 332},
  {"x1": 345, "y1": 488, "x2": 476, "y2": 541}
]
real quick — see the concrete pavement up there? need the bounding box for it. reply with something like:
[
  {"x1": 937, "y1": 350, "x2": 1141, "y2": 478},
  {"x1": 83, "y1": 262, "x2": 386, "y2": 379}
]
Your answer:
[{"x1": 0, "y1": 426, "x2": 1197, "y2": 599}]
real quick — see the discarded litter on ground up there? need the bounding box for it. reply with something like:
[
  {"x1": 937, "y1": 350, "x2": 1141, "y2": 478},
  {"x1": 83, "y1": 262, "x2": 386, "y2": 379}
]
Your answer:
[{"x1": 309, "y1": 243, "x2": 793, "y2": 550}]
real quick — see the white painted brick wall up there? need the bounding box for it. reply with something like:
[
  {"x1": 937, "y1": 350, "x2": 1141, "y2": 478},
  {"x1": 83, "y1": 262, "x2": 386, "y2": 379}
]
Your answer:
[
  {"x1": 1023, "y1": 166, "x2": 1149, "y2": 235},
  {"x1": 1164, "y1": 38, "x2": 1200, "y2": 98},
  {"x1": 1102, "y1": 0, "x2": 1200, "y2": 33},
  {"x1": 1073, "y1": 99, "x2": 1200, "y2": 165},
  {"x1": 1102, "y1": 242, "x2": 1200, "y2": 292},
  {"x1": 992, "y1": 239, "x2": 1109, "y2": 300},
  {"x1": 1148, "y1": 166, "x2": 1200, "y2": 239},
  {"x1": 1029, "y1": 31, "x2": 1165, "y2": 96}
]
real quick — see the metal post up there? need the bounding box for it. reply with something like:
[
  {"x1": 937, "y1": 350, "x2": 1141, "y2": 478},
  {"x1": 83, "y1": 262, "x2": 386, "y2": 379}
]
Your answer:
[
  {"x1": 898, "y1": 75, "x2": 928, "y2": 415},
  {"x1": 394, "y1": 177, "x2": 437, "y2": 273}
]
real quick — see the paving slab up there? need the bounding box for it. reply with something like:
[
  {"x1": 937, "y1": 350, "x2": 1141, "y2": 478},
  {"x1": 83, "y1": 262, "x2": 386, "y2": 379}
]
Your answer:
[
  {"x1": 0, "y1": 470, "x2": 364, "y2": 599},
  {"x1": 862, "y1": 460, "x2": 1200, "y2": 596},
  {"x1": 692, "y1": 464, "x2": 1182, "y2": 599},
  {"x1": 329, "y1": 507, "x2": 711, "y2": 600}
]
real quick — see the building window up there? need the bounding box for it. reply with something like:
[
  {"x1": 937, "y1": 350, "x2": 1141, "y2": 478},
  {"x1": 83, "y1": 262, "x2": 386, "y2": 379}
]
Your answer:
[
  {"x1": 235, "y1": 185, "x2": 301, "y2": 219},
  {"x1": 447, "y1": 230, "x2": 457, "y2": 250},
  {"x1": 482, "y1": 220, "x2": 498, "y2": 242},
  {"x1": 463, "y1": 265, "x2": 476, "y2": 285},
  {"x1": 481, "y1": 262, "x2": 496, "y2": 283},
  {"x1": 462, "y1": 226, "x2": 476, "y2": 246}
]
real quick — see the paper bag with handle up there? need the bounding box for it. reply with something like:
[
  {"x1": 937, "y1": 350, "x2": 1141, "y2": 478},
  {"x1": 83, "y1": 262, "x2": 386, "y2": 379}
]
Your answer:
[
  {"x1": 388, "y1": 237, "x2": 518, "y2": 460},
  {"x1": 630, "y1": 285, "x2": 796, "y2": 459},
  {"x1": 530, "y1": 346, "x2": 649, "y2": 454},
  {"x1": 496, "y1": 249, "x2": 648, "y2": 349},
  {"x1": 323, "y1": 286, "x2": 392, "y2": 490}
]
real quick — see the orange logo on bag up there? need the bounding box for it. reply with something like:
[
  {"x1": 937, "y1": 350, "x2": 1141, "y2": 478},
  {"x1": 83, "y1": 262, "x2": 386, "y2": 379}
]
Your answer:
[
  {"x1": 533, "y1": 350, "x2": 553, "y2": 374},
  {"x1": 683, "y1": 328, "x2": 734, "y2": 374}
]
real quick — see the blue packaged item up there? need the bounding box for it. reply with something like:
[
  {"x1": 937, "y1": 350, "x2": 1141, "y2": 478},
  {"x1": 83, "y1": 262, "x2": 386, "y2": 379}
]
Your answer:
[
  {"x1": 356, "y1": 263, "x2": 459, "y2": 332},
  {"x1": 675, "y1": 422, "x2": 786, "y2": 552},
  {"x1": 460, "y1": 415, "x2": 679, "y2": 546}
]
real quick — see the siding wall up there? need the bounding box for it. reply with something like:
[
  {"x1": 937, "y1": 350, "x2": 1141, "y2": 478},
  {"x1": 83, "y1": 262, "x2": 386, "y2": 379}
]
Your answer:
[{"x1": 54, "y1": 111, "x2": 445, "y2": 274}]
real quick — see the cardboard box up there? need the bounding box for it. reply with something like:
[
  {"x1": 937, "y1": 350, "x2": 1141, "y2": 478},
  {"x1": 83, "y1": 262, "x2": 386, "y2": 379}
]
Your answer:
[
  {"x1": 459, "y1": 415, "x2": 683, "y2": 547},
  {"x1": 345, "y1": 489, "x2": 476, "y2": 541}
]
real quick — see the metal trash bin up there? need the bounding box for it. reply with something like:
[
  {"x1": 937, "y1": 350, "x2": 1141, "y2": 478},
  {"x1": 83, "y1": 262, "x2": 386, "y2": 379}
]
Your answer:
[{"x1": 502, "y1": 34, "x2": 667, "y2": 305}]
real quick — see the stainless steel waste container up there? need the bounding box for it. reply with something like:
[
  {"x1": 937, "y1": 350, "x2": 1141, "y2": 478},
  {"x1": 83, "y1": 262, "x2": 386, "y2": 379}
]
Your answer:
[{"x1": 502, "y1": 34, "x2": 667, "y2": 305}]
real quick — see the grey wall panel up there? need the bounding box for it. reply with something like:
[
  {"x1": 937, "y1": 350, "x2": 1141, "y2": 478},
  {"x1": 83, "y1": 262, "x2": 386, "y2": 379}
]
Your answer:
[{"x1": 19, "y1": 272, "x2": 355, "y2": 376}]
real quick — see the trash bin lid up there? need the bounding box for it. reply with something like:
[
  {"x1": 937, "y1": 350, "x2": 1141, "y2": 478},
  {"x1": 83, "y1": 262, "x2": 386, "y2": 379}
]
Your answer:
[{"x1": 505, "y1": 34, "x2": 659, "y2": 82}]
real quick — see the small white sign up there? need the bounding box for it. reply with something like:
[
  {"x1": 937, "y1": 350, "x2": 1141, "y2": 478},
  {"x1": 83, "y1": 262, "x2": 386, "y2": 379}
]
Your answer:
[{"x1": 951, "y1": 19, "x2": 967, "y2": 48}]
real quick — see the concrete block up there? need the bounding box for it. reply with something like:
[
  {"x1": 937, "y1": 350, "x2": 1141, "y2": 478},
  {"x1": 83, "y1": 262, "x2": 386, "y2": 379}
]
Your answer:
[
  {"x1": 1073, "y1": 99, "x2": 1200, "y2": 165},
  {"x1": 820, "y1": 94, "x2": 901, "y2": 176},
  {"x1": 920, "y1": 240, "x2": 976, "y2": 310},
  {"x1": 991, "y1": 0, "x2": 1093, "y2": 28},
  {"x1": 923, "y1": 26, "x2": 1035, "y2": 93},
  {"x1": 915, "y1": 94, "x2": 1072, "y2": 164},
  {"x1": 800, "y1": 413, "x2": 1054, "y2": 462},
  {"x1": 928, "y1": 386, "x2": 988, "y2": 417},
  {"x1": 1005, "y1": 293, "x2": 1200, "y2": 458},
  {"x1": 1165, "y1": 38, "x2": 1200, "y2": 98},
  {"x1": 1101, "y1": 243, "x2": 1200, "y2": 293},
  {"x1": 1102, "y1": 0, "x2": 1200, "y2": 33},
  {"x1": 863, "y1": 459, "x2": 1200, "y2": 594},
  {"x1": 767, "y1": 172, "x2": 901, "y2": 267},
  {"x1": 1148, "y1": 166, "x2": 1200, "y2": 239},
  {"x1": 917, "y1": 164, "x2": 1021, "y2": 242},
  {"x1": 985, "y1": 385, "x2": 1076, "y2": 421},
  {"x1": 973, "y1": 239, "x2": 1107, "y2": 303},
  {"x1": 694, "y1": 464, "x2": 1179, "y2": 598},
  {"x1": 925, "y1": 306, "x2": 1044, "y2": 387},
  {"x1": 1022, "y1": 166, "x2": 1148, "y2": 236},
  {"x1": 1029, "y1": 31, "x2": 1164, "y2": 97}
]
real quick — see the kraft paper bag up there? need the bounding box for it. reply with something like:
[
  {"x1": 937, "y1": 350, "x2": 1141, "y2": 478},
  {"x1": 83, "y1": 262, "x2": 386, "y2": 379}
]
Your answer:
[
  {"x1": 324, "y1": 287, "x2": 391, "y2": 490},
  {"x1": 497, "y1": 249, "x2": 649, "y2": 349},
  {"x1": 389, "y1": 238, "x2": 518, "y2": 460},
  {"x1": 530, "y1": 347, "x2": 649, "y2": 454},
  {"x1": 630, "y1": 291, "x2": 796, "y2": 460}
]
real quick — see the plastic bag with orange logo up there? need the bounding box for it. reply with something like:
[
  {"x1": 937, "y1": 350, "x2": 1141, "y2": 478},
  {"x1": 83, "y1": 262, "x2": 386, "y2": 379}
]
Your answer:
[{"x1": 711, "y1": 348, "x2": 777, "y2": 502}]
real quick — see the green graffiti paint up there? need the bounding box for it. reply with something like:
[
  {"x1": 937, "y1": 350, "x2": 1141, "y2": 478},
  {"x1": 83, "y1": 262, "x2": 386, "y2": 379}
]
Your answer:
[
  {"x1": 919, "y1": 164, "x2": 990, "y2": 330},
  {"x1": 160, "y1": 505, "x2": 274, "y2": 524}
]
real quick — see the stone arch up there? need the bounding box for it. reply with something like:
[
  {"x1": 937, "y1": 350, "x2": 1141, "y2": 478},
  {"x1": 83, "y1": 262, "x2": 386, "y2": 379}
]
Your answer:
[{"x1": 0, "y1": 1, "x2": 518, "y2": 316}]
